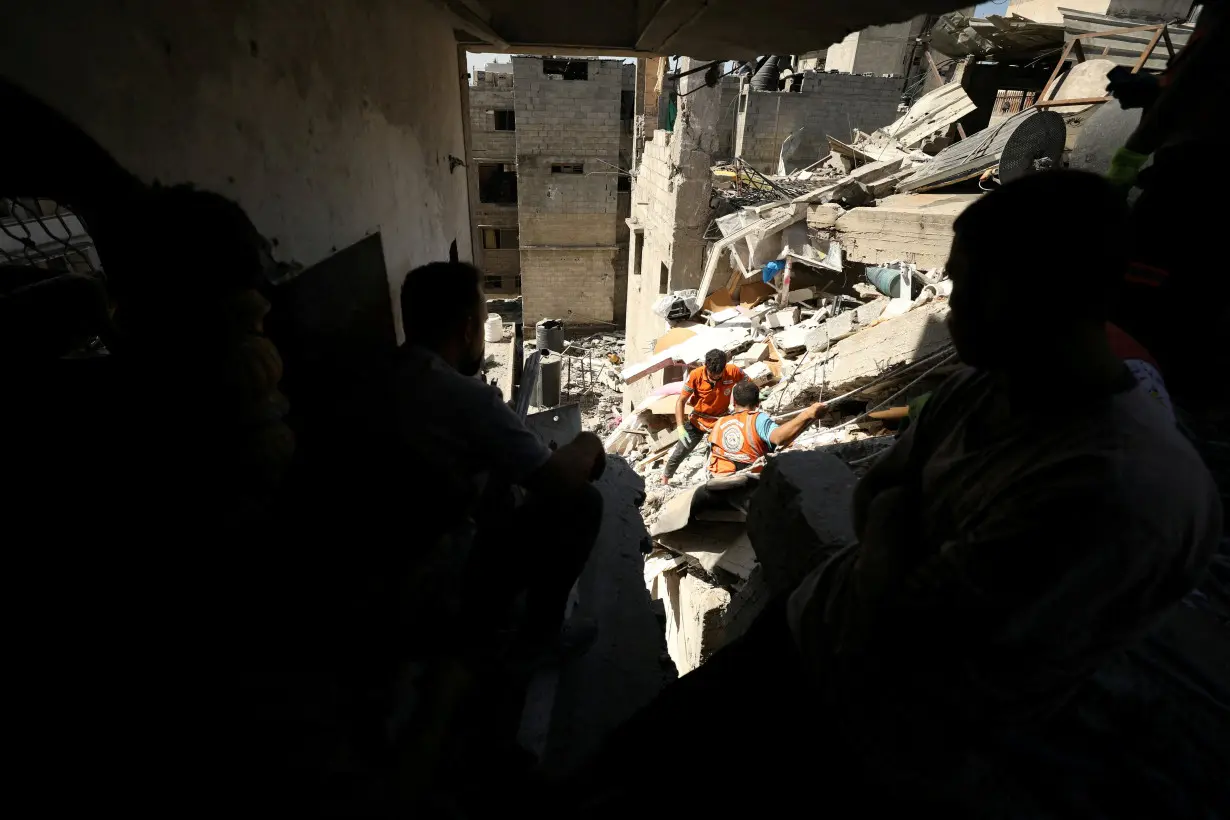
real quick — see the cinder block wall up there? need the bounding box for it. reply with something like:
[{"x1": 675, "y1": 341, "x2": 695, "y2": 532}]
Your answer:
[
  {"x1": 513, "y1": 57, "x2": 624, "y2": 325},
  {"x1": 469, "y1": 72, "x2": 516, "y2": 158},
  {"x1": 715, "y1": 76, "x2": 742, "y2": 161},
  {"x1": 735, "y1": 73, "x2": 904, "y2": 172},
  {"x1": 469, "y1": 71, "x2": 520, "y2": 292}
]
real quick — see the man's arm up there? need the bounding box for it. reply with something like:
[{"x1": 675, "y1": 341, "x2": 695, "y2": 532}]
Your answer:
[
  {"x1": 768, "y1": 402, "x2": 823, "y2": 447},
  {"x1": 674, "y1": 390, "x2": 689, "y2": 430}
]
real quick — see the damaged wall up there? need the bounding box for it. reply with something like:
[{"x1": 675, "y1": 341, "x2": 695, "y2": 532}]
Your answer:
[
  {"x1": 514, "y1": 56, "x2": 625, "y2": 325},
  {"x1": 470, "y1": 71, "x2": 521, "y2": 291},
  {"x1": 824, "y1": 17, "x2": 922, "y2": 76},
  {"x1": 0, "y1": 0, "x2": 473, "y2": 342},
  {"x1": 734, "y1": 74, "x2": 904, "y2": 172},
  {"x1": 624, "y1": 57, "x2": 721, "y2": 412}
]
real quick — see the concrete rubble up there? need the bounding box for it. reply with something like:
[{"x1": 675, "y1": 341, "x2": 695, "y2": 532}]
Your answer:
[
  {"x1": 609, "y1": 63, "x2": 1020, "y2": 675},
  {"x1": 610, "y1": 22, "x2": 1148, "y2": 675}
]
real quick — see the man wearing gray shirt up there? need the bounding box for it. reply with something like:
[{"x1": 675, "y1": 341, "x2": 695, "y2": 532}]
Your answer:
[{"x1": 395, "y1": 261, "x2": 606, "y2": 647}]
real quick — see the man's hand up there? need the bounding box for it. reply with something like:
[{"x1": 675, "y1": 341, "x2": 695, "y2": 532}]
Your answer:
[
  {"x1": 676, "y1": 424, "x2": 690, "y2": 444},
  {"x1": 805, "y1": 401, "x2": 826, "y2": 421},
  {"x1": 525, "y1": 431, "x2": 606, "y2": 495}
]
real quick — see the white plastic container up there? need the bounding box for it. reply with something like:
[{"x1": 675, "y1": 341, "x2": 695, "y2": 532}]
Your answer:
[{"x1": 484, "y1": 315, "x2": 504, "y2": 342}]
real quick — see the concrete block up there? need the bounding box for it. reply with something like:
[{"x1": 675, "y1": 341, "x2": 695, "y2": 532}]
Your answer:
[
  {"x1": 817, "y1": 300, "x2": 951, "y2": 396},
  {"x1": 763, "y1": 306, "x2": 801, "y2": 329},
  {"x1": 747, "y1": 451, "x2": 858, "y2": 596},
  {"x1": 833, "y1": 193, "x2": 979, "y2": 269},
  {"x1": 823, "y1": 298, "x2": 887, "y2": 343}
]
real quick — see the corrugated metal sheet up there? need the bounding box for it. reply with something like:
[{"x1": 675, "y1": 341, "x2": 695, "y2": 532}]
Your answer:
[
  {"x1": 1060, "y1": 7, "x2": 1193, "y2": 71},
  {"x1": 897, "y1": 108, "x2": 1066, "y2": 192}
]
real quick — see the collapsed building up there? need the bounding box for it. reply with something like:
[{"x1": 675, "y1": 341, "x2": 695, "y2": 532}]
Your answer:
[{"x1": 608, "y1": 5, "x2": 1202, "y2": 674}]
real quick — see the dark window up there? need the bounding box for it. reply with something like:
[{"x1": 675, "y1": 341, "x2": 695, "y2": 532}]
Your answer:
[
  {"x1": 620, "y1": 90, "x2": 635, "y2": 121},
  {"x1": 632, "y1": 232, "x2": 644, "y2": 275},
  {"x1": 513, "y1": 274, "x2": 522, "y2": 290},
  {"x1": 484, "y1": 275, "x2": 503, "y2": 290},
  {"x1": 739, "y1": 93, "x2": 748, "y2": 114},
  {"x1": 551, "y1": 163, "x2": 584, "y2": 175},
  {"x1": 481, "y1": 227, "x2": 519, "y2": 249},
  {"x1": 617, "y1": 174, "x2": 631, "y2": 192},
  {"x1": 543, "y1": 59, "x2": 588, "y2": 80},
  {"x1": 659, "y1": 262, "x2": 669, "y2": 294},
  {"x1": 493, "y1": 110, "x2": 515, "y2": 131},
  {"x1": 478, "y1": 162, "x2": 518, "y2": 204}
]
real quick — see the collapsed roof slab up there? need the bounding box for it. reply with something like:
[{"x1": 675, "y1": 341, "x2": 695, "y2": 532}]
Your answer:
[{"x1": 826, "y1": 192, "x2": 980, "y2": 270}]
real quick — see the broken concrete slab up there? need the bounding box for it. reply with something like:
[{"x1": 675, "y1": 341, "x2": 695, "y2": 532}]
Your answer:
[
  {"x1": 773, "y1": 317, "x2": 826, "y2": 354},
  {"x1": 805, "y1": 203, "x2": 844, "y2": 230},
  {"x1": 845, "y1": 156, "x2": 906, "y2": 187},
  {"x1": 660, "y1": 571, "x2": 731, "y2": 675},
  {"x1": 744, "y1": 361, "x2": 775, "y2": 386},
  {"x1": 774, "y1": 297, "x2": 889, "y2": 355},
  {"x1": 880, "y1": 83, "x2": 977, "y2": 151},
  {"x1": 833, "y1": 193, "x2": 979, "y2": 270},
  {"x1": 748, "y1": 451, "x2": 858, "y2": 596},
  {"x1": 817, "y1": 300, "x2": 952, "y2": 396},
  {"x1": 541, "y1": 458, "x2": 675, "y2": 773},
  {"x1": 823, "y1": 298, "x2": 888, "y2": 345},
  {"x1": 763, "y1": 306, "x2": 801, "y2": 329},
  {"x1": 622, "y1": 325, "x2": 751, "y2": 384},
  {"x1": 656, "y1": 522, "x2": 754, "y2": 575}
]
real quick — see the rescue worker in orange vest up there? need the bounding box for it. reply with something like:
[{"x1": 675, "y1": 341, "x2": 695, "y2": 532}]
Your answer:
[
  {"x1": 662, "y1": 349, "x2": 744, "y2": 485},
  {"x1": 708, "y1": 380, "x2": 825, "y2": 475}
]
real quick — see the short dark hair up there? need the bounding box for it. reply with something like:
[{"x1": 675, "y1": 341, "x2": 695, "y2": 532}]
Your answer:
[
  {"x1": 732, "y1": 380, "x2": 760, "y2": 408},
  {"x1": 400, "y1": 261, "x2": 483, "y2": 347},
  {"x1": 704, "y1": 349, "x2": 727, "y2": 372},
  {"x1": 953, "y1": 170, "x2": 1129, "y2": 318}
]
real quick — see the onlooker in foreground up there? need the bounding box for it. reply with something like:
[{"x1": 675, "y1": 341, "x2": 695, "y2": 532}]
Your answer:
[
  {"x1": 395, "y1": 261, "x2": 606, "y2": 648},
  {"x1": 662, "y1": 349, "x2": 743, "y2": 484},
  {"x1": 572, "y1": 171, "x2": 1223, "y2": 815},
  {"x1": 707, "y1": 380, "x2": 823, "y2": 476}
]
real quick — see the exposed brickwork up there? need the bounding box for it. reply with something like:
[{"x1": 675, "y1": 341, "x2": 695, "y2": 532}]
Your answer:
[
  {"x1": 734, "y1": 72, "x2": 904, "y2": 172},
  {"x1": 469, "y1": 71, "x2": 520, "y2": 290},
  {"x1": 513, "y1": 56, "x2": 626, "y2": 324},
  {"x1": 520, "y1": 248, "x2": 619, "y2": 324}
]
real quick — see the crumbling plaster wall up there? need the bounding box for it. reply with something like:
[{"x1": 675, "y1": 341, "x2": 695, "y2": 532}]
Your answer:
[
  {"x1": 513, "y1": 56, "x2": 624, "y2": 325},
  {"x1": 623, "y1": 58, "x2": 720, "y2": 412},
  {"x1": 734, "y1": 74, "x2": 904, "y2": 173},
  {"x1": 0, "y1": 0, "x2": 472, "y2": 341}
]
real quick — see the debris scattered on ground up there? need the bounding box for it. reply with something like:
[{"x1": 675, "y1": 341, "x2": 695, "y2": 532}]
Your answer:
[{"x1": 524, "y1": 330, "x2": 628, "y2": 434}]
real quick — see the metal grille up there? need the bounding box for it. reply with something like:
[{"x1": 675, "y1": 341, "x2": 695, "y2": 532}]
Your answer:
[{"x1": 0, "y1": 197, "x2": 101, "y2": 275}]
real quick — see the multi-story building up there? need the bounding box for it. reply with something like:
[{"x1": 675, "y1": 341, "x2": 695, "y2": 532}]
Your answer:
[{"x1": 467, "y1": 56, "x2": 636, "y2": 326}]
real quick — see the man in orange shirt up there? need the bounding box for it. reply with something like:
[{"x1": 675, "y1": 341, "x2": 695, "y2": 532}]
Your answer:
[
  {"x1": 662, "y1": 349, "x2": 744, "y2": 485},
  {"x1": 709, "y1": 381, "x2": 824, "y2": 476}
]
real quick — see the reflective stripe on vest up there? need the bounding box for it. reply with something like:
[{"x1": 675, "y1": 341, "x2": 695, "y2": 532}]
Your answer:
[{"x1": 709, "y1": 411, "x2": 768, "y2": 465}]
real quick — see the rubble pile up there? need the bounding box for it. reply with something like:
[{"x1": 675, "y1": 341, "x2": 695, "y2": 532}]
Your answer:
[
  {"x1": 609, "y1": 79, "x2": 999, "y2": 676},
  {"x1": 524, "y1": 330, "x2": 628, "y2": 434},
  {"x1": 614, "y1": 13, "x2": 1150, "y2": 675}
]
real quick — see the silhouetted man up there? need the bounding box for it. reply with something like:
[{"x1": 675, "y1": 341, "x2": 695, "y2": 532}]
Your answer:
[{"x1": 396, "y1": 261, "x2": 606, "y2": 648}]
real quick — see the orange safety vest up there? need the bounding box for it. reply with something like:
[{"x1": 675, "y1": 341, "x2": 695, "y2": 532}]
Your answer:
[{"x1": 708, "y1": 410, "x2": 770, "y2": 476}]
